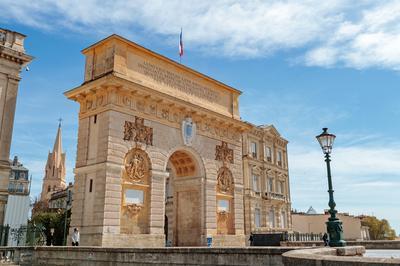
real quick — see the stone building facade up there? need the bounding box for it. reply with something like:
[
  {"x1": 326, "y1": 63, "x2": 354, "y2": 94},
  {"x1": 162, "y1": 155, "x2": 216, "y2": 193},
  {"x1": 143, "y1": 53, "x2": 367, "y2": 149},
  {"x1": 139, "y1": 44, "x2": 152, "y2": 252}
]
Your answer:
[
  {"x1": 292, "y1": 209, "x2": 370, "y2": 241},
  {"x1": 0, "y1": 28, "x2": 33, "y2": 224},
  {"x1": 243, "y1": 125, "x2": 291, "y2": 235},
  {"x1": 65, "y1": 34, "x2": 291, "y2": 247},
  {"x1": 48, "y1": 182, "x2": 73, "y2": 210},
  {"x1": 8, "y1": 156, "x2": 30, "y2": 195}
]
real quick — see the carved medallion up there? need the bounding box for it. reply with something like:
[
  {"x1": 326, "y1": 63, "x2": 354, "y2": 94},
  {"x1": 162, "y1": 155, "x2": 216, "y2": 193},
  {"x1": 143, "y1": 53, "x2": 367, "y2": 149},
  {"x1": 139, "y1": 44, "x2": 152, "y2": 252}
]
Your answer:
[
  {"x1": 124, "y1": 117, "x2": 153, "y2": 145},
  {"x1": 124, "y1": 148, "x2": 150, "y2": 183},
  {"x1": 124, "y1": 203, "x2": 143, "y2": 217},
  {"x1": 182, "y1": 117, "x2": 196, "y2": 146},
  {"x1": 217, "y1": 166, "x2": 233, "y2": 194},
  {"x1": 215, "y1": 141, "x2": 234, "y2": 164}
]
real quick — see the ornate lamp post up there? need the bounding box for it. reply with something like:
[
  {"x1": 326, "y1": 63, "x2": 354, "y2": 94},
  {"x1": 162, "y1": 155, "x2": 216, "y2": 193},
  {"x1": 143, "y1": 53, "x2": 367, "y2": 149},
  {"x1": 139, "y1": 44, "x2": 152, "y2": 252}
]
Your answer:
[{"x1": 316, "y1": 128, "x2": 346, "y2": 247}]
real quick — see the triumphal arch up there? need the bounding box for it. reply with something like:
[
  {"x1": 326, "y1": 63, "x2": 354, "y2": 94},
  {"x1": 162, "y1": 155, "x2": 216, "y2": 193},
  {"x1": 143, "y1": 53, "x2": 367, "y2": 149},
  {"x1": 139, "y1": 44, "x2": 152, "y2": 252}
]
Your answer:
[{"x1": 65, "y1": 35, "x2": 251, "y2": 247}]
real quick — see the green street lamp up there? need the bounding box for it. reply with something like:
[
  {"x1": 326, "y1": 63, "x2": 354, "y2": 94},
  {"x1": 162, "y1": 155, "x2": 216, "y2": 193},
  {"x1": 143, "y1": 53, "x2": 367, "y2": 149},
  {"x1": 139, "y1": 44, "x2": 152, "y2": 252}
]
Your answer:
[{"x1": 316, "y1": 128, "x2": 346, "y2": 247}]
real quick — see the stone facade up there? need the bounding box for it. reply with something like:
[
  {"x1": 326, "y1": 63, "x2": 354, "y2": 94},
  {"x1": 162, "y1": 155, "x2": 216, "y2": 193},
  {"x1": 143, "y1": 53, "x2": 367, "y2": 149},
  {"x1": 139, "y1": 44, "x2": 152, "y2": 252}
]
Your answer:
[
  {"x1": 292, "y1": 211, "x2": 370, "y2": 241},
  {"x1": 8, "y1": 156, "x2": 30, "y2": 195},
  {"x1": 0, "y1": 28, "x2": 33, "y2": 224},
  {"x1": 65, "y1": 34, "x2": 291, "y2": 247},
  {"x1": 48, "y1": 182, "x2": 73, "y2": 210},
  {"x1": 243, "y1": 125, "x2": 292, "y2": 236}
]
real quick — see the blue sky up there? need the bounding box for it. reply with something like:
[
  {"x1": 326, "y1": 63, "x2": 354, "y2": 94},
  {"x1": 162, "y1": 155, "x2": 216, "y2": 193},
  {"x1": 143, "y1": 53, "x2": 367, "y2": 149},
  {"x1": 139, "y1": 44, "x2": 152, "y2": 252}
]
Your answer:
[{"x1": 1, "y1": 1, "x2": 399, "y2": 234}]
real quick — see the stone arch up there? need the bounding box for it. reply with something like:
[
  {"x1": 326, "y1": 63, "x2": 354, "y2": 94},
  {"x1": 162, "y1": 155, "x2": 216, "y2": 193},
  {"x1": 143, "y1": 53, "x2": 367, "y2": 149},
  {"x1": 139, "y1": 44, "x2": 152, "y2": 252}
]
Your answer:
[
  {"x1": 163, "y1": 146, "x2": 206, "y2": 177},
  {"x1": 164, "y1": 146, "x2": 205, "y2": 246}
]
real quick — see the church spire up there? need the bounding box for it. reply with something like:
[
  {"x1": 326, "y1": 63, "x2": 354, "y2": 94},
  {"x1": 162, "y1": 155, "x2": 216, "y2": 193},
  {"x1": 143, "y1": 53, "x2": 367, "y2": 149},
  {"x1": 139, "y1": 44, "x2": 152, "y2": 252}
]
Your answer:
[
  {"x1": 52, "y1": 119, "x2": 63, "y2": 166},
  {"x1": 40, "y1": 120, "x2": 66, "y2": 201}
]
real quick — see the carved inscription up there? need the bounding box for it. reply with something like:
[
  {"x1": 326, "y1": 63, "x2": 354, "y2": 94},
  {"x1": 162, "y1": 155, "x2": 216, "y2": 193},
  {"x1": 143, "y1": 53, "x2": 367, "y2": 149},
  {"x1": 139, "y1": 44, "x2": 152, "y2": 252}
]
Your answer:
[
  {"x1": 124, "y1": 117, "x2": 153, "y2": 145},
  {"x1": 137, "y1": 61, "x2": 220, "y2": 102},
  {"x1": 215, "y1": 141, "x2": 234, "y2": 164}
]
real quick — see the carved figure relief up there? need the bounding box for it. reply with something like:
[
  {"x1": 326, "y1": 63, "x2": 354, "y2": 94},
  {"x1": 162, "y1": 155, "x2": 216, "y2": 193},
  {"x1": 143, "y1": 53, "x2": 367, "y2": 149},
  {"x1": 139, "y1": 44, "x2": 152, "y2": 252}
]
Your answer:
[
  {"x1": 124, "y1": 117, "x2": 153, "y2": 145},
  {"x1": 217, "y1": 166, "x2": 233, "y2": 194},
  {"x1": 215, "y1": 141, "x2": 234, "y2": 164},
  {"x1": 124, "y1": 148, "x2": 150, "y2": 183}
]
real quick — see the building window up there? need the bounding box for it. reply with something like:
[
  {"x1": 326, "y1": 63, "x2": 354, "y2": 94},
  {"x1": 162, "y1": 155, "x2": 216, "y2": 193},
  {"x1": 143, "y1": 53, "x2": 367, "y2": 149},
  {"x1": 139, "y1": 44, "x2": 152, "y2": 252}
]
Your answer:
[
  {"x1": 94, "y1": 114, "x2": 97, "y2": 124},
  {"x1": 255, "y1": 208, "x2": 261, "y2": 228},
  {"x1": 281, "y1": 211, "x2": 286, "y2": 229},
  {"x1": 89, "y1": 179, "x2": 93, "y2": 192},
  {"x1": 10, "y1": 172, "x2": 15, "y2": 179},
  {"x1": 47, "y1": 185, "x2": 51, "y2": 192},
  {"x1": 252, "y1": 175, "x2": 260, "y2": 192},
  {"x1": 18, "y1": 183, "x2": 23, "y2": 192},
  {"x1": 20, "y1": 172, "x2": 25, "y2": 179},
  {"x1": 265, "y1": 146, "x2": 272, "y2": 162},
  {"x1": 125, "y1": 189, "x2": 144, "y2": 205},
  {"x1": 267, "y1": 177, "x2": 274, "y2": 192},
  {"x1": 278, "y1": 181, "x2": 284, "y2": 194},
  {"x1": 250, "y1": 141, "x2": 258, "y2": 158},
  {"x1": 277, "y1": 151, "x2": 283, "y2": 166},
  {"x1": 269, "y1": 209, "x2": 275, "y2": 228},
  {"x1": 217, "y1": 199, "x2": 230, "y2": 213}
]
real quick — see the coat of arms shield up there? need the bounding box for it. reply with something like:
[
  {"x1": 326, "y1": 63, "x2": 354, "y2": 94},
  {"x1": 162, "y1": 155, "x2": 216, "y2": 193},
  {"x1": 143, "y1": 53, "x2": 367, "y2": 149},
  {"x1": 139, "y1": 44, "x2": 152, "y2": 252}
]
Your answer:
[{"x1": 182, "y1": 117, "x2": 196, "y2": 146}]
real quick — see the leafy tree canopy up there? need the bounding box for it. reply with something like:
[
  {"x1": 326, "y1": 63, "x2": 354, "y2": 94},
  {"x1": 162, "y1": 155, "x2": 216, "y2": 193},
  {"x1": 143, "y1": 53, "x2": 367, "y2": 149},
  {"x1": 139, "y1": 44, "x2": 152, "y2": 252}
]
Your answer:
[{"x1": 361, "y1": 216, "x2": 397, "y2": 240}]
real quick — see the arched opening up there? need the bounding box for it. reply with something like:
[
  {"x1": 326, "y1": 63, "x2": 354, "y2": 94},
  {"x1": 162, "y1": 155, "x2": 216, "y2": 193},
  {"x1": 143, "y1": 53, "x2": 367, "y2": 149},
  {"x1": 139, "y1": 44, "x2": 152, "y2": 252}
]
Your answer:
[{"x1": 165, "y1": 149, "x2": 203, "y2": 246}]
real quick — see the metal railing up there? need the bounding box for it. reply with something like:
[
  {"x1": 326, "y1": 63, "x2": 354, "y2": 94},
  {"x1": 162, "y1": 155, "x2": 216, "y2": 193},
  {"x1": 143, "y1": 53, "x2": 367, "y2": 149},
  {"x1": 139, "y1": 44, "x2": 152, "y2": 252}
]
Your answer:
[{"x1": 283, "y1": 232, "x2": 323, "y2": 242}]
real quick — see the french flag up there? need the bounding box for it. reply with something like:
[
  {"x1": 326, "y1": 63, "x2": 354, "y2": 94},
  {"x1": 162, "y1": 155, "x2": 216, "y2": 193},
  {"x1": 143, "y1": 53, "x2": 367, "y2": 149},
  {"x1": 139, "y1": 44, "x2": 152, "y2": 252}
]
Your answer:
[{"x1": 179, "y1": 28, "x2": 184, "y2": 57}]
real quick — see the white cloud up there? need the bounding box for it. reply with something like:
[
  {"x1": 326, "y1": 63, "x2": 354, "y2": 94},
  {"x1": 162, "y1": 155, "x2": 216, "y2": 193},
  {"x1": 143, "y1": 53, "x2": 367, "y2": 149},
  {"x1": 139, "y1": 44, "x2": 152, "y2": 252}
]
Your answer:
[
  {"x1": 289, "y1": 140, "x2": 400, "y2": 233},
  {"x1": 4, "y1": 0, "x2": 400, "y2": 70}
]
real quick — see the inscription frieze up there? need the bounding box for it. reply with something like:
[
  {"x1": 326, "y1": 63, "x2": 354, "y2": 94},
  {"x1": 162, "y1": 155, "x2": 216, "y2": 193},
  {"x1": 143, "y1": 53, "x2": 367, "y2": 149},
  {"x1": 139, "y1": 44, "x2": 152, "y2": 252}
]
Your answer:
[{"x1": 137, "y1": 61, "x2": 220, "y2": 103}]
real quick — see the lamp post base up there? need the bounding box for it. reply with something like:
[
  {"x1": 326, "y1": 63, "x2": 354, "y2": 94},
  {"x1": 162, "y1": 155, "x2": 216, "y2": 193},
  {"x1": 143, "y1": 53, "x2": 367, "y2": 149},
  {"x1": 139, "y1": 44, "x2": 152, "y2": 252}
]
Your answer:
[{"x1": 326, "y1": 218, "x2": 346, "y2": 247}]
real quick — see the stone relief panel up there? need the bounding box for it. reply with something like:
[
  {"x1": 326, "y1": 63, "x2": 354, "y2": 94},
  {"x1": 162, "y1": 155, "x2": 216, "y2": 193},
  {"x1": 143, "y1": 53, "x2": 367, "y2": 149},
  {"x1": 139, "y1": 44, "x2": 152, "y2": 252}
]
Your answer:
[
  {"x1": 121, "y1": 147, "x2": 151, "y2": 234},
  {"x1": 124, "y1": 117, "x2": 153, "y2": 145},
  {"x1": 216, "y1": 166, "x2": 233, "y2": 195},
  {"x1": 123, "y1": 147, "x2": 151, "y2": 183},
  {"x1": 215, "y1": 141, "x2": 234, "y2": 164}
]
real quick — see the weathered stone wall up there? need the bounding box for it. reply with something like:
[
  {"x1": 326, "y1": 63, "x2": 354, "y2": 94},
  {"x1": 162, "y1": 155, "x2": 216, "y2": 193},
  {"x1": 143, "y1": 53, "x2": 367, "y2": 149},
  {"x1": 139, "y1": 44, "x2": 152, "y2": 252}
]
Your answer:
[{"x1": 11, "y1": 246, "x2": 299, "y2": 266}]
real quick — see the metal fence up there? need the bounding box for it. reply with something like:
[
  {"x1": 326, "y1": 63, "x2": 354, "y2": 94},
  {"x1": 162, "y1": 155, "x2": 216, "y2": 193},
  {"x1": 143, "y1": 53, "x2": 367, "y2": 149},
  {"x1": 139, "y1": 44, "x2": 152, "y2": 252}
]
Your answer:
[{"x1": 283, "y1": 232, "x2": 323, "y2": 242}]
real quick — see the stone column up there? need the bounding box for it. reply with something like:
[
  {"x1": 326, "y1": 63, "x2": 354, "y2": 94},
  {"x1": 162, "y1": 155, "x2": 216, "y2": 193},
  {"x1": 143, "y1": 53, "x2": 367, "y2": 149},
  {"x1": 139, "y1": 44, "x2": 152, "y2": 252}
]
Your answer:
[
  {"x1": 0, "y1": 28, "x2": 33, "y2": 224},
  {"x1": 149, "y1": 169, "x2": 168, "y2": 234}
]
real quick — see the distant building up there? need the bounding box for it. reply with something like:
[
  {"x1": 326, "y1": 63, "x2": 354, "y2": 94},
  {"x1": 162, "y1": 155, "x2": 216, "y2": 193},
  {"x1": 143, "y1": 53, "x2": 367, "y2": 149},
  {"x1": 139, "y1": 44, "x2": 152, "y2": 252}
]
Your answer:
[
  {"x1": 243, "y1": 125, "x2": 292, "y2": 235},
  {"x1": 3, "y1": 156, "x2": 31, "y2": 246},
  {"x1": 8, "y1": 156, "x2": 30, "y2": 195},
  {"x1": 291, "y1": 207, "x2": 370, "y2": 241},
  {"x1": 40, "y1": 123, "x2": 66, "y2": 201},
  {"x1": 48, "y1": 182, "x2": 73, "y2": 210}
]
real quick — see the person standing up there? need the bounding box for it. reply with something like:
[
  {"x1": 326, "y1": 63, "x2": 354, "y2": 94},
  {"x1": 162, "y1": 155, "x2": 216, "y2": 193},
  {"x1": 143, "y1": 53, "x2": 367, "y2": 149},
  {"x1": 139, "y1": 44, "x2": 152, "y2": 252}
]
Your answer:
[{"x1": 72, "y1": 228, "x2": 80, "y2": 246}]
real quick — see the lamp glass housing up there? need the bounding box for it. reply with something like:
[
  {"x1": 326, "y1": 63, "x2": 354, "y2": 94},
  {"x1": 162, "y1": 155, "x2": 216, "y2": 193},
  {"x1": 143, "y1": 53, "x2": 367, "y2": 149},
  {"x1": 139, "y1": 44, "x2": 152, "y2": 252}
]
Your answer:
[{"x1": 316, "y1": 128, "x2": 336, "y2": 154}]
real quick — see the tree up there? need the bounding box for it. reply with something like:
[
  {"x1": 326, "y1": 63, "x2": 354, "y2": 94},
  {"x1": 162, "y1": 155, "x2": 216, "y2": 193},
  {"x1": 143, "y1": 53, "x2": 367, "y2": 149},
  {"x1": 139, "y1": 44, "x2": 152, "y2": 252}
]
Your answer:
[
  {"x1": 361, "y1": 216, "x2": 397, "y2": 240},
  {"x1": 31, "y1": 209, "x2": 71, "y2": 246}
]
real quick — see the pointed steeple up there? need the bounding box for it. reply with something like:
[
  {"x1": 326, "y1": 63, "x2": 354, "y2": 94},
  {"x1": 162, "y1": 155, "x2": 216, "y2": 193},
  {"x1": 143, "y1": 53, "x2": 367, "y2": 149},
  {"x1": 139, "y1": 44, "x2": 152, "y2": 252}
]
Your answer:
[
  {"x1": 40, "y1": 120, "x2": 67, "y2": 201},
  {"x1": 52, "y1": 120, "x2": 63, "y2": 166}
]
